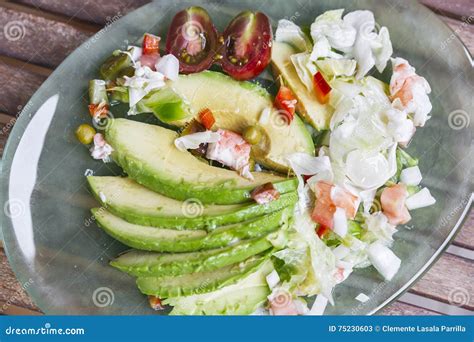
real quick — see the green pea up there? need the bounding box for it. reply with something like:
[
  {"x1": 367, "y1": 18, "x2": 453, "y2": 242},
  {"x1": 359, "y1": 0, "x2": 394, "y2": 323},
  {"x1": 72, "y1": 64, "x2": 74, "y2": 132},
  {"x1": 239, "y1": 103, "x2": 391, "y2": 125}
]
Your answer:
[
  {"x1": 242, "y1": 126, "x2": 262, "y2": 145},
  {"x1": 75, "y1": 124, "x2": 96, "y2": 145}
]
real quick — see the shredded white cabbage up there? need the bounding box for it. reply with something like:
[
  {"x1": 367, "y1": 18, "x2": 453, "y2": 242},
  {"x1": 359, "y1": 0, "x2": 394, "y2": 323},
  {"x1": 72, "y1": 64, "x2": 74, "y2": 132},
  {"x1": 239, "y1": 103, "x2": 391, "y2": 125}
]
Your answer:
[
  {"x1": 275, "y1": 19, "x2": 312, "y2": 52},
  {"x1": 174, "y1": 131, "x2": 221, "y2": 152}
]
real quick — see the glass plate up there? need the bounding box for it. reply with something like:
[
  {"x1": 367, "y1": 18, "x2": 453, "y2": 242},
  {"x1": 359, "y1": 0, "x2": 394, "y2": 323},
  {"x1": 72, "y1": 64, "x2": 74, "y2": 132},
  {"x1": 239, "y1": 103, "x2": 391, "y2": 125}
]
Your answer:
[{"x1": 1, "y1": 0, "x2": 473, "y2": 315}]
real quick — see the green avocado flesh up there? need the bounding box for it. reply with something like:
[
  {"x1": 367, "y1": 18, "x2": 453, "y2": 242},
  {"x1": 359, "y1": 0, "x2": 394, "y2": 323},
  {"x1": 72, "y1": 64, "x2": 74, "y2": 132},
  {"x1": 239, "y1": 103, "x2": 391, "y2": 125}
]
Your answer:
[
  {"x1": 271, "y1": 41, "x2": 333, "y2": 130},
  {"x1": 110, "y1": 234, "x2": 274, "y2": 277},
  {"x1": 168, "y1": 71, "x2": 315, "y2": 172},
  {"x1": 136, "y1": 87, "x2": 192, "y2": 123},
  {"x1": 105, "y1": 119, "x2": 297, "y2": 204},
  {"x1": 88, "y1": 176, "x2": 297, "y2": 230},
  {"x1": 136, "y1": 253, "x2": 269, "y2": 298},
  {"x1": 92, "y1": 207, "x2": 291, "y2": 252},
  {"x1": 164, "y1": 260, "x2": 273, "y2": 315}
]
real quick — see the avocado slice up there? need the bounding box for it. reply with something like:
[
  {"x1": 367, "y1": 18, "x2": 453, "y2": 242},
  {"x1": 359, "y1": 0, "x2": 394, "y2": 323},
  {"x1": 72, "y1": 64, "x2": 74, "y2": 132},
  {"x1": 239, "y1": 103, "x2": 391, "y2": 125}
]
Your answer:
[
  {"x1": 271, "y1": 41, "x2": 333, "y2": 130},
  {"x1": 110, "y1": 234, "x2": 275, "y2": 277},
  {"x1": 164, "y1": 260, "x2": 273, "y2": 315},
  {"x1": 168, "y1": 71, "x2": 315, "y2": 172},
  {"x1": 92, "y1": 207, "x2": 291, "y2": 252},
  {"x1": 88, "y1": 176, "x2": 297, "y2": 229},
  {"x1": 105, "y1": 119, "x2": 297, "y2": 204},
  {"x1": 136, "y1": 253, "x2": 269, "y2": 298}
]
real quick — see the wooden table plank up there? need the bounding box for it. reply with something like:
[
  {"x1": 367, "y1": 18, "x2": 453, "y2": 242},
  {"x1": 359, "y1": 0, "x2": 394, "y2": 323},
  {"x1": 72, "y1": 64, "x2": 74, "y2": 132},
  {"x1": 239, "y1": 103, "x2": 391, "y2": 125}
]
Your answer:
[
  {"x1": 379, "y1": 301, "x2": 440, "y2": 315},
  {"x1": 454, "y1": 209, "x2": 474, "y2": 249},
  {"x1": 0, "y1": 57, "x2": 46, "y2": 115},
  {"x1": 14, "y1": 0, "x2": 150, "y2": 26},
  {"x1": 441, "y1": 15, "x2": 474, "y2": 56},
  {"x1": 411, "y1": 253, "x2": 474, "y2": 310},
  {"x1": 0, "y1": 4, "x2": 93, "y2": 68},
  {"x1": 422, "y1": 0, "x2": 474, "y2": 21},
  {"x1": 0, "y1": 248, "x2": 40, "y2": 314}
]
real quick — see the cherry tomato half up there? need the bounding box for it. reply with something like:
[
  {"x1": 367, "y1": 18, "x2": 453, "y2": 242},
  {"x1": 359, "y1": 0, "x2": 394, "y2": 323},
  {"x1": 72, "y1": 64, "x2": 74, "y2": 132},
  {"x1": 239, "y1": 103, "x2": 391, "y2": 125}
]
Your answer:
[
  {"x1": 219, "y1": 11, "x2": 272, "y2": 80},
  {"x1": 166, "y1": 6, "x2": 219, "y2": 74}
]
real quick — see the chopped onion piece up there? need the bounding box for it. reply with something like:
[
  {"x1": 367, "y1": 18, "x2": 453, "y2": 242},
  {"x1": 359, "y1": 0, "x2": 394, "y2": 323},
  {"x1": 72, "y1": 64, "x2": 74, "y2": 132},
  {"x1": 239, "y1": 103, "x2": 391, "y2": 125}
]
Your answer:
[
  {"x1": 367, "y1": 242, "x2": 401, "y2": 281},
  {"x1": 355, "y1": 293, "x2": 370, "y2": 303},
  {"x1": 126, "y1": 45, "x2": 142, "y2": 62},
  {"x1": 155, "y1": 54, "x2": 179, "y2": 81},
  {"x1": 405, "y1": 187, "x2": 436, "y2": 210},
  {"x1": 400, "y1": 166, "x2": 422, "y2": 186},
  {"x1": 265, "y1": 270, "x2": 280, "y2": 290},
  {"x1": 307, "y1": 295, "x2": 328, "y2": 315},
  {"x1": 174, "y1": 131, "x2": 220, "y2": 152},
  {"x1": 333, "y1": 207, "x2": 348, "y2": 237},
  {"x1": 332, "y1": 244, "x2": 350, "y2": 260}
]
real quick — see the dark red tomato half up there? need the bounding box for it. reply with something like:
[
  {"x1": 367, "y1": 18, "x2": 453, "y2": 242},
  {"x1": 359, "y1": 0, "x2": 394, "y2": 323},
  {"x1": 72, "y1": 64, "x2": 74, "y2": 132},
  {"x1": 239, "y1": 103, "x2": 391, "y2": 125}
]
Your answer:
[
  {"x1": 165, "y1": 6, "x2": 219, "y2": 74},
  {"x1": 220, "y1": 11, "x2": 272, "y2": 81}
]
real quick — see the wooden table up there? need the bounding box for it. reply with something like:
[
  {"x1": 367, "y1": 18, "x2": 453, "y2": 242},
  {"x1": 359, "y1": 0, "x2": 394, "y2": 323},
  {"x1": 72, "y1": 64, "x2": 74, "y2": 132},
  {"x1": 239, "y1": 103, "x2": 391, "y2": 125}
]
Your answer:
[{"x1": 0, "y1": 0, "x2": 472, "y2": 316}]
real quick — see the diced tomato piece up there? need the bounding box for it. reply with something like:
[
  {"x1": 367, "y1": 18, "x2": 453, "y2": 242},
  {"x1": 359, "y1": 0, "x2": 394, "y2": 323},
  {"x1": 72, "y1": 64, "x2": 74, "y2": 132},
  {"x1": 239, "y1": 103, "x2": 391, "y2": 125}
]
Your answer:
[
  {"x1": 251, "y1": 183, "x2": 280, "y2": 204},
  {"x1": 312, "y1": 199, "x2": 336, "y2": 228},
  {"x1": 381, "y1": 184, "x2": 411, "y2": 225},
  {"x1": 88, "y1": 102, "x2": 109, "y2": 119},
  {"x1": 142, "y1": 33, "x2": 161, "y2": 55},
  {"x1": 316, "y1": 225, "x2": 331, "y2": 238},
  {"x1": 140, "y1": 53, "x2": 160, "y2": 70},
  {"x1": 198, "y1": 108, "x2": 215, "y2": 130},
  {"x1": 148, "y1": 295, "x2": 164, "y2": 310},
  {"x1": 313, "y1": 72, "x2": 331, "y2": 104},
  {"x1": 331, "y1": 186, "x2": 358, "y2": 219},
  {"x1": 274, "y1": 86, "x2": 297, "y2": 124},
  {"x1": 311, "y1": 181, "x2": 358, "y2": 228}
]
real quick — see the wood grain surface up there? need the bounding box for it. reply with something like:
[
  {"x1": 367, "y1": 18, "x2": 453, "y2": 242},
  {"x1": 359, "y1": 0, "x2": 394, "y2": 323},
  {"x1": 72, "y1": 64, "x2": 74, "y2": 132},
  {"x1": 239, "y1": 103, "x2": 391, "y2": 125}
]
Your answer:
[{"x1": 0, "y1": 0, "x2": 472, "y2": 316}]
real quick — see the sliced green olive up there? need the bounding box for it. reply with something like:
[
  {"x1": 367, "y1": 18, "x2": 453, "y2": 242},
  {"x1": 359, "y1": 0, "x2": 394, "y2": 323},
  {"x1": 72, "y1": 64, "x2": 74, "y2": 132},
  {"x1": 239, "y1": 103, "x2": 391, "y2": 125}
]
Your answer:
[
  {"x1": 75, "y1": 124, "x2": 96, "y2": 145},
  {"x1": 242, "y1": 126, "x2": 262, "y2": 145}
]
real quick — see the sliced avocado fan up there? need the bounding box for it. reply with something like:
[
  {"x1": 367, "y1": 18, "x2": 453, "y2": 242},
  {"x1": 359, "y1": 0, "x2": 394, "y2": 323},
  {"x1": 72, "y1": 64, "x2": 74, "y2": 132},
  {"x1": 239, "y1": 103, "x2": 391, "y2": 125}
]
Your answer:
[
  {"x1": 136, "y1": 253, "x2": 270, "y2": 298},
  {"x1": 92, "y1": 207, "x2": 292, "y2": 253},
  {"x1": 110, "y1": 233, "x2": 276, "y2": 277},
  {"x1": 164, "y1": 259, "x2": 274, "y2": 315},
  {"x1": 88, "y1": 176, "x2": 297, "y2": 230},
  {"x1": 105, "y1": 118, "x2": 297, "y2": 205}
]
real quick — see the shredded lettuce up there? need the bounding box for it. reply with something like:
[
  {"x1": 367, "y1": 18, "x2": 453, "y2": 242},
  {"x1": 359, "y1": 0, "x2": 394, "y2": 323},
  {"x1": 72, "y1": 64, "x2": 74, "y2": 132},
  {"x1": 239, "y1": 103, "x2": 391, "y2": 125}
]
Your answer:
[
  {"x1": 316, "y1": 58, "x2": 356, "y2": 78},
  {"x1": 292, "y1": 210, "x2": 337, "y2": 302},
  {"x1": 275, "y1": 19, "x2": 313, "y2": 52}
]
